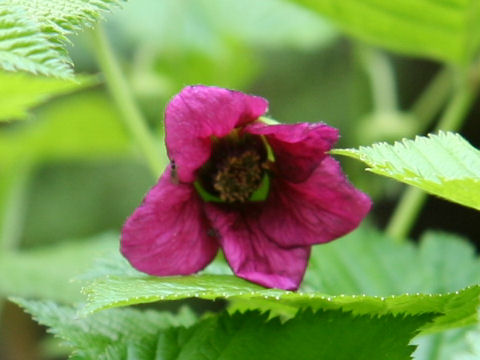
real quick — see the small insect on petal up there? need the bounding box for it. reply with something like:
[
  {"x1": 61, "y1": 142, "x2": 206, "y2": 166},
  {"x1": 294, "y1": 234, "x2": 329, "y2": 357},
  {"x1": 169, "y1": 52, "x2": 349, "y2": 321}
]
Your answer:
[{"x1": 170, "y1": 160, "x2": 179, "y2": 184}]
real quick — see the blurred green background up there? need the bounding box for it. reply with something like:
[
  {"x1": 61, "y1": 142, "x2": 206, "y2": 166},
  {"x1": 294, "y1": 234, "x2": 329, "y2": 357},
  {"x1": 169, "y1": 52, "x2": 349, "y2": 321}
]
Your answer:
[{"x1": 1, "y1": 0, "x2": 479, "y2": 359}]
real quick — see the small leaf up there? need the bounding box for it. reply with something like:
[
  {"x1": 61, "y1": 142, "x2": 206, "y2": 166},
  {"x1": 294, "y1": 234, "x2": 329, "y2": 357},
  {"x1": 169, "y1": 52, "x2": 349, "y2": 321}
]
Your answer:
[
  {"x1": 289, "y1": 0, "x2": 480, "y2": 64},
  {"x1": 332, "y1": 132, "x2": 480, "y2": 211},
  {"x1": 0, "y1": 0, "x2": 124, "y2": 77}
]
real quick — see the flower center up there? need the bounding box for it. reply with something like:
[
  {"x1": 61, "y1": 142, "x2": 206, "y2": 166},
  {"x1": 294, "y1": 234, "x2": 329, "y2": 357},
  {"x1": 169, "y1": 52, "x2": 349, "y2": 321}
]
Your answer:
[
  {"x1": 197, "y1": 133, "x2": 269, "y2": 203},
  {"x1": 214, "y1": 150, "x2": 264, "y2": 203}
]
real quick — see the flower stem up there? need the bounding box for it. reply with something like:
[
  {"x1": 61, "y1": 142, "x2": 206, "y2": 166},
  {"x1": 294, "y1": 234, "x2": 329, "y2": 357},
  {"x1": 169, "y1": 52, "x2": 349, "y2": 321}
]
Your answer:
[
  {"x1": 425, "y1": 333, "x2": 444, "y2": 360},
  {"x1": 386, "y1": 70, "x2": 478, "y2": 241},
  {"x1": 90, "y1": 24, "x2": 165, "y2": 177},
  {"x1": 411, "y1": 68, "x2": 452, "y2": 131},
  {"x1": 360, "y1": 46, "x2": 398, "y2": 112},
  {"x1": 0, "y1": 162, "x2": 32, "y2": 252}
]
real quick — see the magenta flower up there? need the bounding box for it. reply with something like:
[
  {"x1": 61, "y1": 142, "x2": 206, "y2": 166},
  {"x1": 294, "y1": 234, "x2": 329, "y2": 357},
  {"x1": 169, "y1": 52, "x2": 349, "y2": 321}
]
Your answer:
[{"x1": 121, "y1": 86, "x2": 371, "y2": 290}]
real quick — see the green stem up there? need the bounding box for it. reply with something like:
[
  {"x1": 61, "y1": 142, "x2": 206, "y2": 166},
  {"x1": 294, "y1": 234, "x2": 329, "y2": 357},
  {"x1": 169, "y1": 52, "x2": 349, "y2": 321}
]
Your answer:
[
  {"x1": 412, "y1": 68, "x2": 452, "y2": 132},
  {"x1": 360, "y1": 46, "x2": 399, "y2": 112},
  {"x1": 425, "y1": 332, "x2": 444, "y2": 360},
  {"x1": 0, "y1": 162, "x2": 32, "y2": 252},
  {"x1": 91, "y1": 24, "x2": 165, "y2": 177},
  {"x1": 386, "y1": 71, "x2": 478, "y2": 240},
  {"x1": 0, "y1": 162, "x2": 33, "y2": 351}
]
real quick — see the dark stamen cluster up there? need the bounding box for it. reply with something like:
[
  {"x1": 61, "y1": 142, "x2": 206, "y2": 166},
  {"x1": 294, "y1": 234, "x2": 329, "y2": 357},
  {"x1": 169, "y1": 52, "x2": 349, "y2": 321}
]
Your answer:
[
  {"x1": 198, "y1": 133, "x2": 269, "y2": 204},
  {"x1": 214, "y1": 150, "x2": 263, "y2": 203}
]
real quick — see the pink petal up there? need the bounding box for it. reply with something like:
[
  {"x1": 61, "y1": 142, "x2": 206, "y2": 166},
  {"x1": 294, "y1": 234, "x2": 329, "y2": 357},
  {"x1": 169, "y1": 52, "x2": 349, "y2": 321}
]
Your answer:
[
  {"x1": 121, "y1": 167, "x2": 219, "y2": 276},
  {"x1": 259, "y1": 156, "x2": 371, "y2": 248},
  {"x1": 204, "y1": 204, "x2": 310, "y2": 290},
  {"x1": 165, "y1": 86, "x2": 268, "y2": 183},
  {"x1": 245, "y1": 122, "x2": 339, "y2": 182}
]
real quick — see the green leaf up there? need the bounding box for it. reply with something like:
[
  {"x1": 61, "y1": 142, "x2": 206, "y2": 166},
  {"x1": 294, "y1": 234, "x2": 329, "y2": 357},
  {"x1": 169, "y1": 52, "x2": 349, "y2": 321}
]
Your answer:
[
  {"x1": 0, "y1": 0, "x2": 124, "y2": 77},
  {"x1": 332, "y1": 132, "x2": 480, "y2": 211},
  {"x1": 16, "y1": 299, "x2": 433, "y2": 360},
  {"x1": 299, "y1": 227, "x2": 480, "y2": 359},
  {"x1": 0, "y1": 6, "x2": 70, "y2": 77},
  {"x1": 81, "y1": 274, "x2": 479, "y2": 335},
  {"x1": 106, "y1": 0, "x2": 337, "y2": 103},
  {"x1": 159, "y1": 309, "x2": 434, "y2": 360},
  {"x1": 81, "y1": 226, "x2": 480, "y2": 335},
  {"x1": 302, "y1": 227, "x2": 480, "y2": 295},
  {"x1": 13, "y1": 298, "x2": 196, "y2": 360},
  {"x1": 0, "y1": 89, "x2": 130, "y2": 169},
  {"x1": 0, "y1": 233, "x2": 117, "y2": 303},
  {"x1": 288, "y1": 0, "x2": 480, "y2": 64},
  {"x1": 0, "y1": 71, "x2": 93, "y2": 122},
  {"x1": 112, "y1": 0, "x2": 336, "y2": 54}
]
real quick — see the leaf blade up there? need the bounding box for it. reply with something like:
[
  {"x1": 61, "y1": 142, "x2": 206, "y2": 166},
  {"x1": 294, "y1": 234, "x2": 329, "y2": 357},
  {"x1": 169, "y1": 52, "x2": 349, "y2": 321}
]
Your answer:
[
  {"x1": 16, "y1": 299, "x2": 435, "y2": 360},
  {"x1": 288, "y1": 0, "x2": 480, "y2": 63},
  {"x1": 161, "y1": 309, "x2": 435, "y2": 360},
  {"x1": 0, "y1": 71, "x2": 93, "y2": 121},
  {"x1": 0, "y1": 0, "x2": 124, "y2": 77},
  {"x1": 332, "y1": 132, "x2": 480, "y2": 210},
  {"x1": 13, "y1": 299, "x2": 196, "y2": 359},
  {"x1": 81, "y1": 274, "x2": 480, "y2": 334},
  {"x1": 80, "y1": 226, "x2": 480, "y2": 334}
]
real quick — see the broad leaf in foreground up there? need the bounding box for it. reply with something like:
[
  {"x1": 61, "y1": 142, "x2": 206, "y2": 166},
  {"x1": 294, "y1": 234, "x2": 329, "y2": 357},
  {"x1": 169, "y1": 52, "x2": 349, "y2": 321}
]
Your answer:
[
  {"x1": 16, "y1": 299, "x2": 434, "y2": 360},
  {"x1": 81, "y1": 226, "x2": 480, "y2": 334},
  {"x1": 332, "y1": 132, "x2": 480, "y2": 211},
  {"x1": 81, "y1": 274, "x2": 479, "y2": 334},
  {"x1": 289, "y1": 0, "x2": 480, "y2": 64},
  {"x1": 0, "y1": 0, "x2": 123, "y2": 77},
  {"x1": 300, "y1": 226, "x2": 480, "y2": 360}
]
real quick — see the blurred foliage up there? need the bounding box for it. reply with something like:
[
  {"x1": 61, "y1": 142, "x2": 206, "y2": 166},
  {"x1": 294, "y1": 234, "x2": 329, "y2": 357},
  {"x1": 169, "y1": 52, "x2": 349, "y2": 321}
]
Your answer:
[
  {"x1": 0, "y1": 71, "x2": 92, "y2": 122},
  {"x1": 0, "y1": 89, "x2": 130, "y2": 169},
  {"x1": 289, "y1": 0, "x2": 480, "y2": 64},
  {"x1": 111, "y1": 0, "x2": 337, "y2": 125},
  {"x1": 22, "y1": 161, "x2": 152, "y2": 247},
  {"x1": 0, "y1": 234, "x2": 116, "y2": 303},
  {"x1": 453, "y1": 327, "x2": 480, "y2": 360}
]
